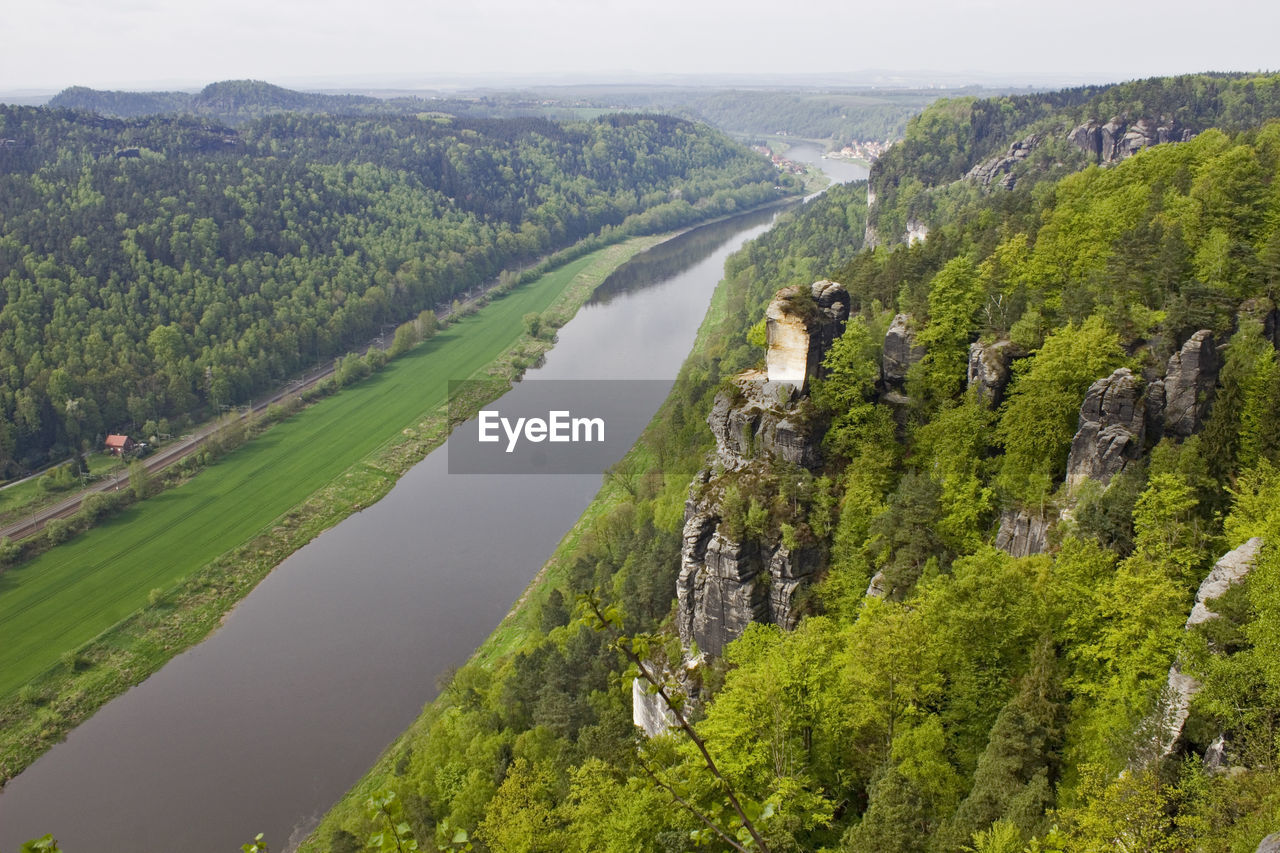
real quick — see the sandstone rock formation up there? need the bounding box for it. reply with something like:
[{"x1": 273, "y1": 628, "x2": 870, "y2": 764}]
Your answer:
[
  {"x1": 675, "y1": 280, "x2": 850, "y2": 658},
  {"x1": 707, "y1": 370, "x2": 814, "y2": 471},
  {"x1": 632, "y1": 664, "x2": 677, "y2": 737},
  {"x1": 966, "y1": 339, "x2": 1019, "y2": 405},
  {"x1": 1066, "y1": 368, "x2": 1146, "y2": 489},
  {"x1": 676, "y1": 510, "x2": 761, "y2": 658},
  {"x1": 1160, "y1": 329, "x2": 1219, "y2": 437},
  {"x1": 965, "y1": 133, "x2": 1042, "y2": 189},
  {"x1": 765, "y1": 280, "x2": 849, "y2": 388},
  {"x1": 1069, "y1": 117, "x2": 1193, "y2": 164},
  {"x1": 994, "y1": 508, "x2": 1050, "y2": 558},
  {"x1": 1148, "y1": 538, "x2": 1263, "y2": 763},
  {"x1": 675, "y1": 498, "x2": 819, "y2": 657},
  {"x1": 863, "y1": 222, "x2": 880, "y2": 250},
  {"x1": 882, "y1": 313, "x2": 924, "y2": 386}
]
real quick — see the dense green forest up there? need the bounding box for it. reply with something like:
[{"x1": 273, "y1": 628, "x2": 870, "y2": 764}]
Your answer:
[
  {"x1": 305, "y1": 75, "x2": 1280, "y2": 853},
  {"x1": 0, "y1": 105, "x2": 791, "y2": 474}
]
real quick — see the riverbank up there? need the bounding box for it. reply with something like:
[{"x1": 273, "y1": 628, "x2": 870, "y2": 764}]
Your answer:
[{"x1": 0, "y1": 229, "x2": 692, "y2": 786}]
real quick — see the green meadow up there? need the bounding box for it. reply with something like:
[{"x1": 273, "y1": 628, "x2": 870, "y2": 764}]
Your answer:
[{"x1": 0, "y1": 247, "x2": 613, "y2": 698}]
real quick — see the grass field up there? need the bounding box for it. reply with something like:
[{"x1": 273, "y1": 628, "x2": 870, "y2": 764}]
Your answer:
[
  {"x1": 0, "y1": 452, "x2": 126, "y2": 525},
  {"x1": 0, "y1": 249, "x2": 608, "y2": 698}
]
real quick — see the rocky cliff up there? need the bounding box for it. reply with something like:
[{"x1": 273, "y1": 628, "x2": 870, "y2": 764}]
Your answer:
[
  {"x1": 765, "y1": 280, "x2": 849, "y2": 388},
  {"x1": 1066, "y1": 367, "x2": 1146, "y2": 490},
  {"x1": 1142, "y1": 538, "x2": 1263, "y2": 765},
  {"x1": 994, "y1": 508, "x2": 1052, "y2": 558},
  {"x1": 676, "y1": 496, "x2": 821, "y2": 657},
  {"x1": 673, "y1": 281, "x2": 846, "y2": 658},
  {"x1": 1069, "y1": 117, "x2": 1194, "y2": 164},
  {"x1": 966, "y1": 339, "x2": 1020, "y2": 405},
  {"x1": 882, "y1": 313, "x2": 924, "y2": 388},
  {"x1": 1150, "y1": 329, "x2": 1219, "y2": 438},
  {"x1": 965, "y1": 133, "x2": 1043, "y2": 189},
  {"x1": 998, "y1": 329, "x2": 1222, "y2": 557}
]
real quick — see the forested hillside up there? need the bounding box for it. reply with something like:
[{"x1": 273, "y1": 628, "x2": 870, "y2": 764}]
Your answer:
[
  {"x1": 596, "y1": 88, "x2": 942, "y2": 146},
  {"x1": 867, "y1": 72, "x2": 1280, "y2": 245},
  {"x1": 0, "y1": 106, "x2": 790, "y2": 474},
  {"x1": 306, "y1": 75, "x2": 1280, "y2": 853}
]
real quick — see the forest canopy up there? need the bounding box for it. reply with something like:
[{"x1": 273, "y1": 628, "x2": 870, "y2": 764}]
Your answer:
[{"x1": 0, "y1": 106, "x2": 792, "y2": 473}]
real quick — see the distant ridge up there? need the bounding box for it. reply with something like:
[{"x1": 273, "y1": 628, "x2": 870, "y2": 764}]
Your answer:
[{"x1": 49, "y1": 79, "x2": 389, "y2": 124}]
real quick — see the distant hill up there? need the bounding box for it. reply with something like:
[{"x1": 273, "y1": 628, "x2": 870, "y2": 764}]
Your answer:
[
  {"x1": 48, "y1": 80, "x2": 391, "y2": 125},
  {"x1": 50, "y1": 86, "x2": 193, "y2": 117}
]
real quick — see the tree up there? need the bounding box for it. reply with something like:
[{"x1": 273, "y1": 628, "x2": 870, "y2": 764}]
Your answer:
[
  {"x1": 128, "y1": 459, "x2": 152, "y2": 501},
  {"x1": 842, "y1": 763, "x2": 930, "y2": 853},
  {"x1": 475, "y1": 759, "x2": 563, "y2": 853},
  {"x1": 995, "y1": 316, "x2": 1125, "y2": 504},
  {"x1": 936, "y1": 640, "x2": 1065, "y2": 848},
  {"x1": 911, "y1": 256, "x2": 983, "y2": 407}
]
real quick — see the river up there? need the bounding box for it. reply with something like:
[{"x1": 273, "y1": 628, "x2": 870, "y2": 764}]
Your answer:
[{"x1": 0, "y1": 145, "x2": 865, "y2": 851}]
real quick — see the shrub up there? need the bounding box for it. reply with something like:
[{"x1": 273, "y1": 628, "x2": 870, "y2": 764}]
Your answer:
[
  {"x1": 0, "y1": 536, "x2": 22, "y2": 567},
  {"x1": 44, "y1": 517, "x2": 73, "y2": 545}
]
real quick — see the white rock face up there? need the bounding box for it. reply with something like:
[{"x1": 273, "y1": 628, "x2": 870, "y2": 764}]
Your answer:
[
  {"x1": 906, "y1": 220, "x2": 929, "y2": 245},
  {"x1": 765, "y1": 307, "x2": 810, "y2": 384},
  {"x1": 1188, "y1": 537, "x2": 1261, "y2": 627},
  {"x1": 632, "y1": 668, "x2": 676, "y2": 737},
  {"x1": 764, "y1": 280, "x2": 848, "y2": 388},
  {"x1": 1151, "y1": 537, "x2": 1263, "y2": 761}
]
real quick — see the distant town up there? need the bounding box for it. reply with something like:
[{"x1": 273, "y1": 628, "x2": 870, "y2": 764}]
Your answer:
[{"x1": 752, "y1": 138, "x2": 890, "y2": 174}]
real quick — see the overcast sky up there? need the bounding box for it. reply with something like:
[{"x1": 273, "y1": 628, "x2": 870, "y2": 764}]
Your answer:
[{"x1": 3, "y1": 0, "x2": 1277, "y2": 93}]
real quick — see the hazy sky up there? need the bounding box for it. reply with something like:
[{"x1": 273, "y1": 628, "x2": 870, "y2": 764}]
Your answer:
[{"x1": 3, "y1": 0, "x2": 1277, "y2": 92}]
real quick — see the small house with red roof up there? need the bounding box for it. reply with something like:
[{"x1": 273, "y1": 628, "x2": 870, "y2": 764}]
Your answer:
[{"x1": 105, "y1": 434, "x2": 136, "y2": 456}]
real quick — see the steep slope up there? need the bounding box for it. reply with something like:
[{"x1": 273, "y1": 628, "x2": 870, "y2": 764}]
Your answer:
[{"x1": 866, "y1": 72, "x2": 1280, "y2": 247}]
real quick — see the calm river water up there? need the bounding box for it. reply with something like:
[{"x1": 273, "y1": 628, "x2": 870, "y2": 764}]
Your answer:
[{"x1": 0, "y1": 145, "x2": 866, "y2": 851}]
